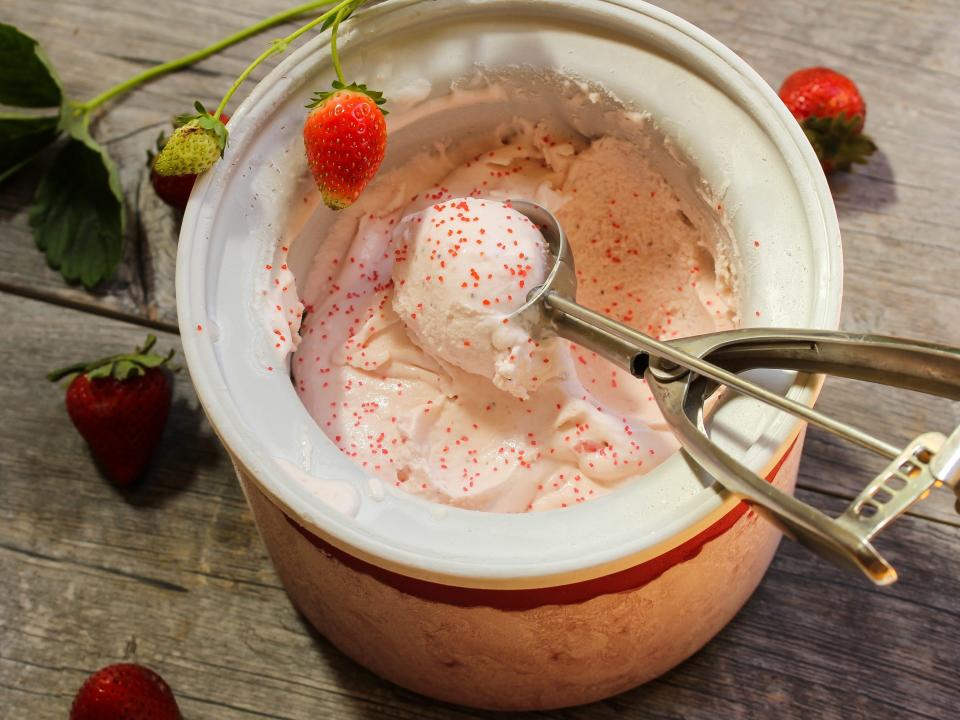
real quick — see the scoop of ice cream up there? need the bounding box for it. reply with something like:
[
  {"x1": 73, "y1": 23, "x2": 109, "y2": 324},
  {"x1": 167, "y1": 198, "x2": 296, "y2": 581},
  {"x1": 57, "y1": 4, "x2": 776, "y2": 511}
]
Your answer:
[{"x1": 391, "y1": 197, "x2": 550, "y2": 398}]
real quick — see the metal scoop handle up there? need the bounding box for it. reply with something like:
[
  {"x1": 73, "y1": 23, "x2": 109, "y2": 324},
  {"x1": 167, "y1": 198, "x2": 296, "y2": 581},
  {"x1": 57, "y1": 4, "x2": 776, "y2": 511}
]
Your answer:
[
  {"x1": 657, "y1": 329, "x2": 960, "y2": 582},
  {"x1": 543, "y1": 295, "x2": 960, "y2": 583},
  {"x1": 656, "y1": 369, "x2": 958, "y2": 585},
  {"x1": 513, "y1": 199, "x2": 960, "y2": 583},
  {"x1": 515, "y1": 198, "x2": 905, "y2": 459},
  {"x1": 542, "y1": 293, "x2": 906, "y2": 457},
  {"x1": 676, "y1": 328, "x2": 960, "y2": 401}
]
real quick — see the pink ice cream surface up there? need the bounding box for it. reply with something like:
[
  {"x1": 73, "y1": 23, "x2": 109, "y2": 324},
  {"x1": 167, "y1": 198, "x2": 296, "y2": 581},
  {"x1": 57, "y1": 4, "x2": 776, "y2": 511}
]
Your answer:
[{"x1": 292, "y1": 124, "x2": 736, "y2": 512}]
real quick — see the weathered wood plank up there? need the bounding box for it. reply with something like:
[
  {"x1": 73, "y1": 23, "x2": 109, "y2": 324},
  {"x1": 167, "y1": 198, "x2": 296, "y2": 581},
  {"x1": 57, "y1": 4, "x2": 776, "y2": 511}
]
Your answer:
[{"x1": 2, "y1": 291, "x2": 959, "y2": 719}]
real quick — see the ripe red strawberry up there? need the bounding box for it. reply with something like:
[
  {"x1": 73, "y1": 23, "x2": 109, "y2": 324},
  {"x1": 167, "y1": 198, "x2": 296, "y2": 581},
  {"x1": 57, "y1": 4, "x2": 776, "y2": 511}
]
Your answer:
[
  {"x1": 303, "y1": 81, "x2": 387, "y2": 209},
  {"x1": 48, "y1": 335, "x2": 175, "y2": 487},
  {"x1": 148, "y1": 111, "x2": 229, "y2": 211},
  {"x1": 149, "y1": 168, "x2": 194, "y2": 211},
  {"x1": 778, "y1": 67, "x2": 877, "y2": 173},
  {"x1": 70, "y1": 663, "x2": 182, "y2": 720}
]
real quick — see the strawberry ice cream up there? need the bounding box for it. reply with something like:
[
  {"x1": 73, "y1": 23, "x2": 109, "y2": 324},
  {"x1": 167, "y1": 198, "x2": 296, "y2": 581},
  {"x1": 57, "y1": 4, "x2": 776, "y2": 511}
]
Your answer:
[
  {"x1": 292, "y1": 119, "x2": 736, "y2": 512},
  {"x1": 392, "y1": 198, "x2": 551, "y2": 399}
]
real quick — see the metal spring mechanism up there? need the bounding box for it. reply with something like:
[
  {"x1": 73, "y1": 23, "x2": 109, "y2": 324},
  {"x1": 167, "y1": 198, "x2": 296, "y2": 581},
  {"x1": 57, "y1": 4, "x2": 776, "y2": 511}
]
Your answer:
[{"x1": 648, "y1": 345, "x2": 960, "y2": 585}]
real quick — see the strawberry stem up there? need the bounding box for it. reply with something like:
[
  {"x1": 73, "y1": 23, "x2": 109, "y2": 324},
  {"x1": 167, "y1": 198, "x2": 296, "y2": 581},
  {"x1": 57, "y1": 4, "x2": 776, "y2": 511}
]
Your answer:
[
  {"x1": 330, "y1": 2, "x2": 354, "y2": 86},
  {"x1": 76, "y1": 1, "x2": 339, "y2": 114},
  {"x1": 213, "y1": 0, "x2": 362, "y2": 120}
]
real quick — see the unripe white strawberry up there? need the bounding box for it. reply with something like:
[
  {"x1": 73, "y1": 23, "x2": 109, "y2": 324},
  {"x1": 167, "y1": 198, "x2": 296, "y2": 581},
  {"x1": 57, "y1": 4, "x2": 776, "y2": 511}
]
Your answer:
[{"x1": 153, "y1": 102, "x2": 228, "y2": 177}]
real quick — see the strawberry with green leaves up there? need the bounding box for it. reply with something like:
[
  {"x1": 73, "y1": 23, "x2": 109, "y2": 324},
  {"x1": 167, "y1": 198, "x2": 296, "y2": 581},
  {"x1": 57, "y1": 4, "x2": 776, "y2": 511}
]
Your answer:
[
  {"x1": 301, "y1": 1, "x2": 388, "y2": 209},
  {"x1": 152, "y1": 102, "x2": 229, "y2": 178},
  {"x1": 48, "y1": 335, "x2": 176, "y2": 487},
  {"x1": 304, "y1": 81, "x2": 387, "y2": 209},
  {"x1": 153, "y1": 102, "x2": 229, "y2": 178},
  {"x1": 70, "y1": 663, "x2": 182, "y2": 720},
  {"x1": 779, "y1": 66, "x2": 877, "y2": 173},
  {"x1": 149, "y1": 111, "x2": 230, "y2": 210}
]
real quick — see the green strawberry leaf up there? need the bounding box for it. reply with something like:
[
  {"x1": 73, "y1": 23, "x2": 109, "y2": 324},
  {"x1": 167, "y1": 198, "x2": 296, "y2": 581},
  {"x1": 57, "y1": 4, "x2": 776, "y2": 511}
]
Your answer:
[
  {"x1": 48, "y1": 334, "x2": 176, "y2": 383},
  {"x1": 0, "y1": 114, "x2": 60, "y2": 183},
  {"x1": 320, "y1": 6, "x2": 354, "y2": 32},
  {"x1": 29, "y1": 133, "x2": 125, "y2": 289},
  {"x1": 138, "y1": 335, "x2": 158, "y2": 354},
  {"x1": 0, "y1": 23, "x2": 63, "y2": 108},
  {"x1": 801, "y1": 113, "x2": 877, "y2": 171},
  {"x1": 135, "y1": 352, "x2": 175, "y2": 368},
  {"x1": 87, "y1": 363, "x2": 115, "y2": 380},
  {"x1": 113, "y1": 359, "x2": 142, "y2": 379},
  {"x1": 321, "y1": 0, "x2": 363, "y2": 32},
  {"x1": 307, "y1": 81, "x2": 389, "y2": 115},
  {"x1": 175, "y1": 100, "x2": 210, "y2": 127},
  {"x1": 194, "y1": 112, "x2": 229, "y2": 155},
  {"x1": 173, "y1": 101, "x2": 229, "y2": 155}
]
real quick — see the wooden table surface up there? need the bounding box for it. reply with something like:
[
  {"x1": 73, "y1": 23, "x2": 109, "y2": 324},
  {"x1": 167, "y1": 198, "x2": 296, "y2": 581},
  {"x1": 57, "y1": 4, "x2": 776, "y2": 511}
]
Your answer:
[{"x1": 2, "y1": 1, "x2": 959, "y2": 718}]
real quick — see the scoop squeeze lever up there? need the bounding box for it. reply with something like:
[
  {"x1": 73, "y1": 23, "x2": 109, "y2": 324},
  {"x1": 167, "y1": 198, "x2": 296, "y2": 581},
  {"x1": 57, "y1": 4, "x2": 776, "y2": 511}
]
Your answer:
[{"x1": 511, "y1": 199, "x2": 960, "y2": 584}]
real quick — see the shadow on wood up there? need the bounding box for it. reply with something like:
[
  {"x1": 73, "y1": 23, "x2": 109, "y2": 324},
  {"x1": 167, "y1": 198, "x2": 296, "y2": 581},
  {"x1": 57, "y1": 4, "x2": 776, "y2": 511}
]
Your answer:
[
  {"x1": 828, "y1": 148, "x2": 897, "y2": 213},
  {"x1": 119, "y1": 395, "x2": 226, "y2": 510}
]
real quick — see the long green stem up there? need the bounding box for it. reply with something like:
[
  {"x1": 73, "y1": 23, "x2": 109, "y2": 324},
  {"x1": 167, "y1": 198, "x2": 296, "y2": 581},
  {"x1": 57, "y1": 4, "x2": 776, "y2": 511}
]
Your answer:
[
  {"x1": 213, "y1": 0, "x2": 356, "y2": 118},
  {"x1": 77, "y1": 0, "x2": 338, "y2": 113},
  {"x1": 330, "y1": 4, "x2": 352, "y2": 85}
]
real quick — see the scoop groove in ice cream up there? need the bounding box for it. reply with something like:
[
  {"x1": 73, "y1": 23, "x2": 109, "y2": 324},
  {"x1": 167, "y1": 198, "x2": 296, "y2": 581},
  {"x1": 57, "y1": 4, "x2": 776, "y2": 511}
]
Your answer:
[{"x1": 292, "y1": 119, "x2": 736, "y2": 512}]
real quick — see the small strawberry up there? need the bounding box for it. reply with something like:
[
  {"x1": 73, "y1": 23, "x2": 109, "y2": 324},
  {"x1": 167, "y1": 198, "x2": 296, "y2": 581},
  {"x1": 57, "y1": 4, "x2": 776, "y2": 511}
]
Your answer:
[
  {"x1": 779, "y1": 67, "x2": 877, "y2": 173},
  {"x1": 303, "y1": 81, "x2": 387, "y2": 209},
  {"x1": 48, "y1": 335, "x2": 175, "y2": 487},
  {"x1": 149, "y1": 165, "x2": 195, "y2": 211},
  {"x1": 70, "y1": 663, "x2": 182, "y2": 720},
  {"x1": 149, "y1": 113, "x2": 229, "y2": 210},
  {"x1": 153, "y1": 101, "x2": 228, "y2": 177}
]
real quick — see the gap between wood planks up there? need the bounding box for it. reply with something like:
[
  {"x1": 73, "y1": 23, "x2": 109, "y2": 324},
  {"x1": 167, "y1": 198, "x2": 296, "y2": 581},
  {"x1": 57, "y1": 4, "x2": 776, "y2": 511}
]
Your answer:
[
  {"x1": 0, "y1": 282, "x2": 179, "y2": 334},
  {"x1": 793, "y1": 480, "x2": 960, "y2": 530}
]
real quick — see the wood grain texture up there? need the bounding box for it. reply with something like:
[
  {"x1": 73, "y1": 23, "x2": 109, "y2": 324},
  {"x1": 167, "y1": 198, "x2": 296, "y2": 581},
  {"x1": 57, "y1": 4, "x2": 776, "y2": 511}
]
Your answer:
[
  {"x1": 2, "y1": 0, "x2": 960, "y2": 718},
  {"x1": 3, "y1": 290, "x2": 959, "y2": 719}
]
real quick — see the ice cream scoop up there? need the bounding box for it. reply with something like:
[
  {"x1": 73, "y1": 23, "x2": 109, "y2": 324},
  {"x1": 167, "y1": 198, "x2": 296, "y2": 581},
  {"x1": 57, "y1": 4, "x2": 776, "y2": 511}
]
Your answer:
[
  {"x1": 510, "y1": 199, "x2": 893, "y2": 447},
  {"x1": 511, "y1": 199, "x2": 960, "y2": 585},
  {"x1": 392, "y1": 196, "x2": 883, "y2": 446}
]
